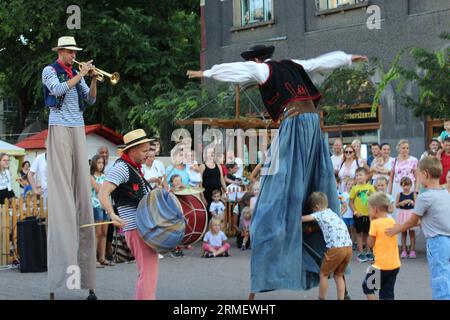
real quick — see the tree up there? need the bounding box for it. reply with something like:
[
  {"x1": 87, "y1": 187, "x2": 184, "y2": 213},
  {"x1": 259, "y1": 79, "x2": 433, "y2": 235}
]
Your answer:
[
  {"x1": 372, "y1": 33, "x2": 449, "y2": 119},
  {"x1": 129, "y1": 82, "x2": 237, "y2": 154},
  {"x1": 0, "y1": 0, "x2": 200, "y2": 142},
  {"x1": 318, "y1": 63, "x2": 376, "y2": 137}
]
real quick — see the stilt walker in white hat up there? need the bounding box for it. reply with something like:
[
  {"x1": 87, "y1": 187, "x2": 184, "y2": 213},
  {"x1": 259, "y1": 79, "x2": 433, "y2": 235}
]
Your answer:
[{"x1": 42, "y1": 36, "x2": 98, "y2": 300}]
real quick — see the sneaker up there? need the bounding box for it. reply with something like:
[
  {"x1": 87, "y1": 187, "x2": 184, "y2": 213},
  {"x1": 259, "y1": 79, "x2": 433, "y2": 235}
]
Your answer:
[
  {"x1": 222, "y1": 251, "x2": 229, "y2": 257},
  {"x1": 400, "y1": 250, "x2": 408, "y2": 259},
  {"x1": 204, "y1": 252, "x2": 214, "y2": 258},
  {"x1": 170, "y1": 250, "x2": 184, "y2": 258},
  {"x1": 408, "y1": 250, "x2": 417, "y2": 259},
  {"x1": 158, "y1": 254, "x2": 164, "y2": 259},
  {"x1": 344, "y1": 293, "x2": 351, "y2": 300},
  {"x1": 365, "y1": 253, "x2": 374, "y2": 261},
  {"x1": 241, "y1": 246, "x2": 246, "y2": 251},
  {"x1": 357, "y1": 253, "x2": 368, "y2": 262}
]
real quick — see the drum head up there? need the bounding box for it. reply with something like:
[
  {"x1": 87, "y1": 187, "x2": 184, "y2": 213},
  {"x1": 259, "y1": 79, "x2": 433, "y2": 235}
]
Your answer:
[
  {"x1": 173, "y1": 187, "x2": 205, "y2": 196},
  {"x1": 174, "y1": 194, "x2": 208, "y2": 245}
]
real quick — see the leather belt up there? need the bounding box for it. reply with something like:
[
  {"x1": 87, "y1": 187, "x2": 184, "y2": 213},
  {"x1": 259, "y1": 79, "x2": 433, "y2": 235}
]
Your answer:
[{"x1": 278, "y1": 101, "x2": 317, "y2": 123}]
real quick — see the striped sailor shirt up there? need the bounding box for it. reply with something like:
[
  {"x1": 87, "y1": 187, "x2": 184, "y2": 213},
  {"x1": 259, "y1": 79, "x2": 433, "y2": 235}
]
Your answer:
[
  {"x1": 106, "y1": 161, "x2": 149, "y2": 232},
  {"x1": 42, "y1": 65, "x2": 96, "y2": 127}
]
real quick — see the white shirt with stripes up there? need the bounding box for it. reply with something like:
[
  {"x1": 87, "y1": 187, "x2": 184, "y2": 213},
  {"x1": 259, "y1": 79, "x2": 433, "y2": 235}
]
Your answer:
[
  {"x1": 106, "y1": 161, "x2": 149, "y2": 232},
  {"x1": 42, "y1": 65, "x2": 96, "y2": 127}
]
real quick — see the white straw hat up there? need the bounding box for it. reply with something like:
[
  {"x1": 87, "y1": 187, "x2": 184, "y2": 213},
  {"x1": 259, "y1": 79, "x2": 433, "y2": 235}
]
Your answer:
[
  {"x1": 122, "y1": 129, "x2": 154, "y2": 152},
  {"x1": 52, "y1": 36, "x2": 83, "y2": 51}
]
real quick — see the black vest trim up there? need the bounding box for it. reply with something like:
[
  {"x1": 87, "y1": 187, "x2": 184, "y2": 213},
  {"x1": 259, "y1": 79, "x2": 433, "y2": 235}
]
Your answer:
[
  {"x1": 111, "y1": 159, "x2": 151, "y2": 208},
  {"x1": 258, "y1": 60, "x2": 321, "y2": 121}
]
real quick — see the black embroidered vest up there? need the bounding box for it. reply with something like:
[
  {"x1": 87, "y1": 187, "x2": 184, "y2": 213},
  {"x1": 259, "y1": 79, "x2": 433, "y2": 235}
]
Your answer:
[
  {"x1": 111, "y1": 159, "x2": 150, "y2": 208},
  {"x1": 259, "y1": 60, "x2": 321, "y2": 121}
]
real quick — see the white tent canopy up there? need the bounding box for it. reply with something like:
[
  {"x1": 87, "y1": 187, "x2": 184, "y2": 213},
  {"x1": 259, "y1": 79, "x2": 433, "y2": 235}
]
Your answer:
[
  {"x1": 0, "y1": 139, "x2": 26, "y2": 197},
  {"x1": 0, "y1": 139, "x2": 26, "y2": 156}
]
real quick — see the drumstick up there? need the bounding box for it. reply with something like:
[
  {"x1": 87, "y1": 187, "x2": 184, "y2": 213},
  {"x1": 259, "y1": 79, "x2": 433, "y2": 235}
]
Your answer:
[{"x1": 80, "y1": 221, "x2": 115, "y2": 228}]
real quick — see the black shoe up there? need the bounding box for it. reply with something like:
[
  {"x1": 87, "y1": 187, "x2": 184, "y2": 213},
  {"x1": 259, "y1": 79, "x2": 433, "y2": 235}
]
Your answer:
[
  {"x1": 171, "y1": 250, "x2": 184, "y2": 257},
  {"x1": 344, "y1": 293, "x2": 351, "y2": 300},
  {"x1": 87, "y1": 290, "x2": 97, "y2": 301}
]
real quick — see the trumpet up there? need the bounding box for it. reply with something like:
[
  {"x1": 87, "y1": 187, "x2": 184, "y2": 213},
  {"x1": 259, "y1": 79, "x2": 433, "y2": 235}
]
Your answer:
[{"x1": 73, "y1": 59, "x2": 120, "y2": 85}]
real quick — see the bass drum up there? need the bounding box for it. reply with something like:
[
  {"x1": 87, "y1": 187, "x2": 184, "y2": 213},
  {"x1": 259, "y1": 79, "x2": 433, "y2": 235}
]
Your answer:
[
  {"x1": 174, "y1": 194, "x2": 208, "y2": 246},
  {"x1": 136, "y1": 189, "x2": 186, "y2": 253}
]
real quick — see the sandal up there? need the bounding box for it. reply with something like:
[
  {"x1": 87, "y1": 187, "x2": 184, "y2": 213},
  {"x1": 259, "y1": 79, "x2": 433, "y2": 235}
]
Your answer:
[
  {"x1": 100, "y1": 259, "x2": 115, "y2": 266},
  {"x1": 96, "y1": 261, "x2": 105, "y2": 268}
]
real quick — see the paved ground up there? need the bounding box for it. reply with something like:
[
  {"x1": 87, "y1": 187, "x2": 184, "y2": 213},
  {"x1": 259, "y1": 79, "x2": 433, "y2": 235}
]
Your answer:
[{"x1": 0, "y1": 236, "x2": 431, "y2": 300}]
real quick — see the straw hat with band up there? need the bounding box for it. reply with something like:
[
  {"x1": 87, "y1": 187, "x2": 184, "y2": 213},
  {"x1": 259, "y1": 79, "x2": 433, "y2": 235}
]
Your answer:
[
  {"x1": 122, "y1": 129, "x2": 154, "y2": 152},
  {"x1": 52, "y1": 36, "x2": 83, "y2": 52}
]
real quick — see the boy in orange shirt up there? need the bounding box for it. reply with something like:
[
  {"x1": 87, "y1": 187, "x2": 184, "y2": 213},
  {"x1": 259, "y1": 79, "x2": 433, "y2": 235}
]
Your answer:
[{"x1": 362, "y1": 192, "x2": 401, "y2": 300}]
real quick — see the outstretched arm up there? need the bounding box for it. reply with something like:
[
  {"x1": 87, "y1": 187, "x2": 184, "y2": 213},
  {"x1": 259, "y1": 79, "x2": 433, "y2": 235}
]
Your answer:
[
  {"x1": 302, "y1": 215, "x2": 316, "y2": 223},
  {"x1": 292, "y1": 51, "x2": 368, "y2": 73},
  {"x1": 187, "y1": 61, "x2": 269, "y2": 84},
  {"x1": 385, "y1": 214, "x2": 420, "y2": 236}
]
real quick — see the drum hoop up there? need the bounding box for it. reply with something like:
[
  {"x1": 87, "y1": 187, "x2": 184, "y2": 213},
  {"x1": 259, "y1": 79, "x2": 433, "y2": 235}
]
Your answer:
[{"x1": 174, "y1": 193, "x2": 208, "y2": 246}]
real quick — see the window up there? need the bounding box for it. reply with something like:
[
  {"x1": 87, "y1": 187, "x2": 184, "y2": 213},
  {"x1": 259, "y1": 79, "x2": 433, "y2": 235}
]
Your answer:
[
  {"x1": 316, "y1": 0, "x2": 367, "y2": 11},
  {"x1": 1, "y1": 98, "x2": 16, "y2": 112},
  {"x1": 241, "y1": 0, "x2": 273, "y2": 25}
]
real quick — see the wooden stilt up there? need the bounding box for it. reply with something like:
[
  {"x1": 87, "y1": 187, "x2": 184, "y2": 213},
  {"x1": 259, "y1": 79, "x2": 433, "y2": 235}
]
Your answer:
[{"x1": 49, "y1": 292, "x2": 55, "y2": 300}]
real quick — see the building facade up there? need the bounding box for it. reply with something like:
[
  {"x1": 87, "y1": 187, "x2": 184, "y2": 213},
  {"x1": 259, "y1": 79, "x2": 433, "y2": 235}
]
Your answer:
[{"x1": 201, "y1": 0, "x2": 450, "y2": 157}]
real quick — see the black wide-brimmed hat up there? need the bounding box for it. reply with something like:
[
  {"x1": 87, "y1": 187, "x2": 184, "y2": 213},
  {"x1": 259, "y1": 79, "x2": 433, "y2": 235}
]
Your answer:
[{"x1": 240, "y1": 44, "x2": 275, "y2": 61}]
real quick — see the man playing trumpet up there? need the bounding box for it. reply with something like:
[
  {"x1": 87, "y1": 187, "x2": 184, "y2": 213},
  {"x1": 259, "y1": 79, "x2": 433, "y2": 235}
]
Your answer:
[{"x1": 42, "y1": 36, "x2": 98, "y2": 300}]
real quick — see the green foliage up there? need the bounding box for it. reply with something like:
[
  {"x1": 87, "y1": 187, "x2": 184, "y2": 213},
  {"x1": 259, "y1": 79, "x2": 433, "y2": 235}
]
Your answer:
[
  {"x1": 128, "y1": 81, "x2": 237, "y2": 154},
  {"x1": 372, "y1": 32, "x2": 449, "y2": 119},
  {"x1": 319, "y1": 63, "x2": 376, "y2": 126},
  {"x1": 371, "y1": 49, "x2": 406, "y2": 113}
]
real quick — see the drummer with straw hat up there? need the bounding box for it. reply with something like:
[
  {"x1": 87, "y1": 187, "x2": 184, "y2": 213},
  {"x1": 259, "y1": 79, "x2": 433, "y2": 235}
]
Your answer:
[{"x1": 99, "y1": 129, "x2": 161, "y2": 300}]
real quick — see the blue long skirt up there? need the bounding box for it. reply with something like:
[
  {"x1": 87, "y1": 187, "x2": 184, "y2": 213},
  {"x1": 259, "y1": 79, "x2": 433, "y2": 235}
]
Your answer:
[{"x1": 250, "y1": 112, "x2": 339, "y2": 292}]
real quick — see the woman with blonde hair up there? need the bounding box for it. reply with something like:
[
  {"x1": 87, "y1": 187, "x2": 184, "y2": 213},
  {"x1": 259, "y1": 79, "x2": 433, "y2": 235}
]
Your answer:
[
  {"x1": 0, "y1": 153, "x2": 16, "y2": 204},
  {"x1": 351, "y1": 139, "x2": 368, "y2": 169},
  {"x1": 388, "y1": 139, "x2": 418, "y2": 197},
  {"x1": 338, "y1": 146, "x2": 361, "y2": 192}
]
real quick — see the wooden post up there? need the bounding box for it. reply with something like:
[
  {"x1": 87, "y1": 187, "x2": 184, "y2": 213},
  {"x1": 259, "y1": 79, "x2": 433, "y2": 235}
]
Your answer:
[
  {"x1": 19, "y1": 196, "x2": 25, "y2": 221},
  {"x1": 12, "y1": 197, "x2": 18, "y2": 263},
  {"x1": 25, "y1": 193, "x2": 31, "y2": 218},
  {"x1": 32, "y1": 194, "x2": 38, "y2": 217},
  {"x1": 226, "y1": 202, "x2": 232, "y2": 237},
  {"x1": 223, "y1": 201, "x2": 229, "y2": 235},
  {"x1": 5, "y1": 199, "x2": 11, "y2": 264},
  {"x1": 11, "y1": 198, "x2": 17, "y2": 225},
  {"x1": 1, "y1": 201, "x2": 7, "y2": 266},
  {"x1": 235, "y1": 84, "x2": 241, "y2": 119},
  {"x1": 39, "y1": 195, "x2": 45, "y2": 220}
]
